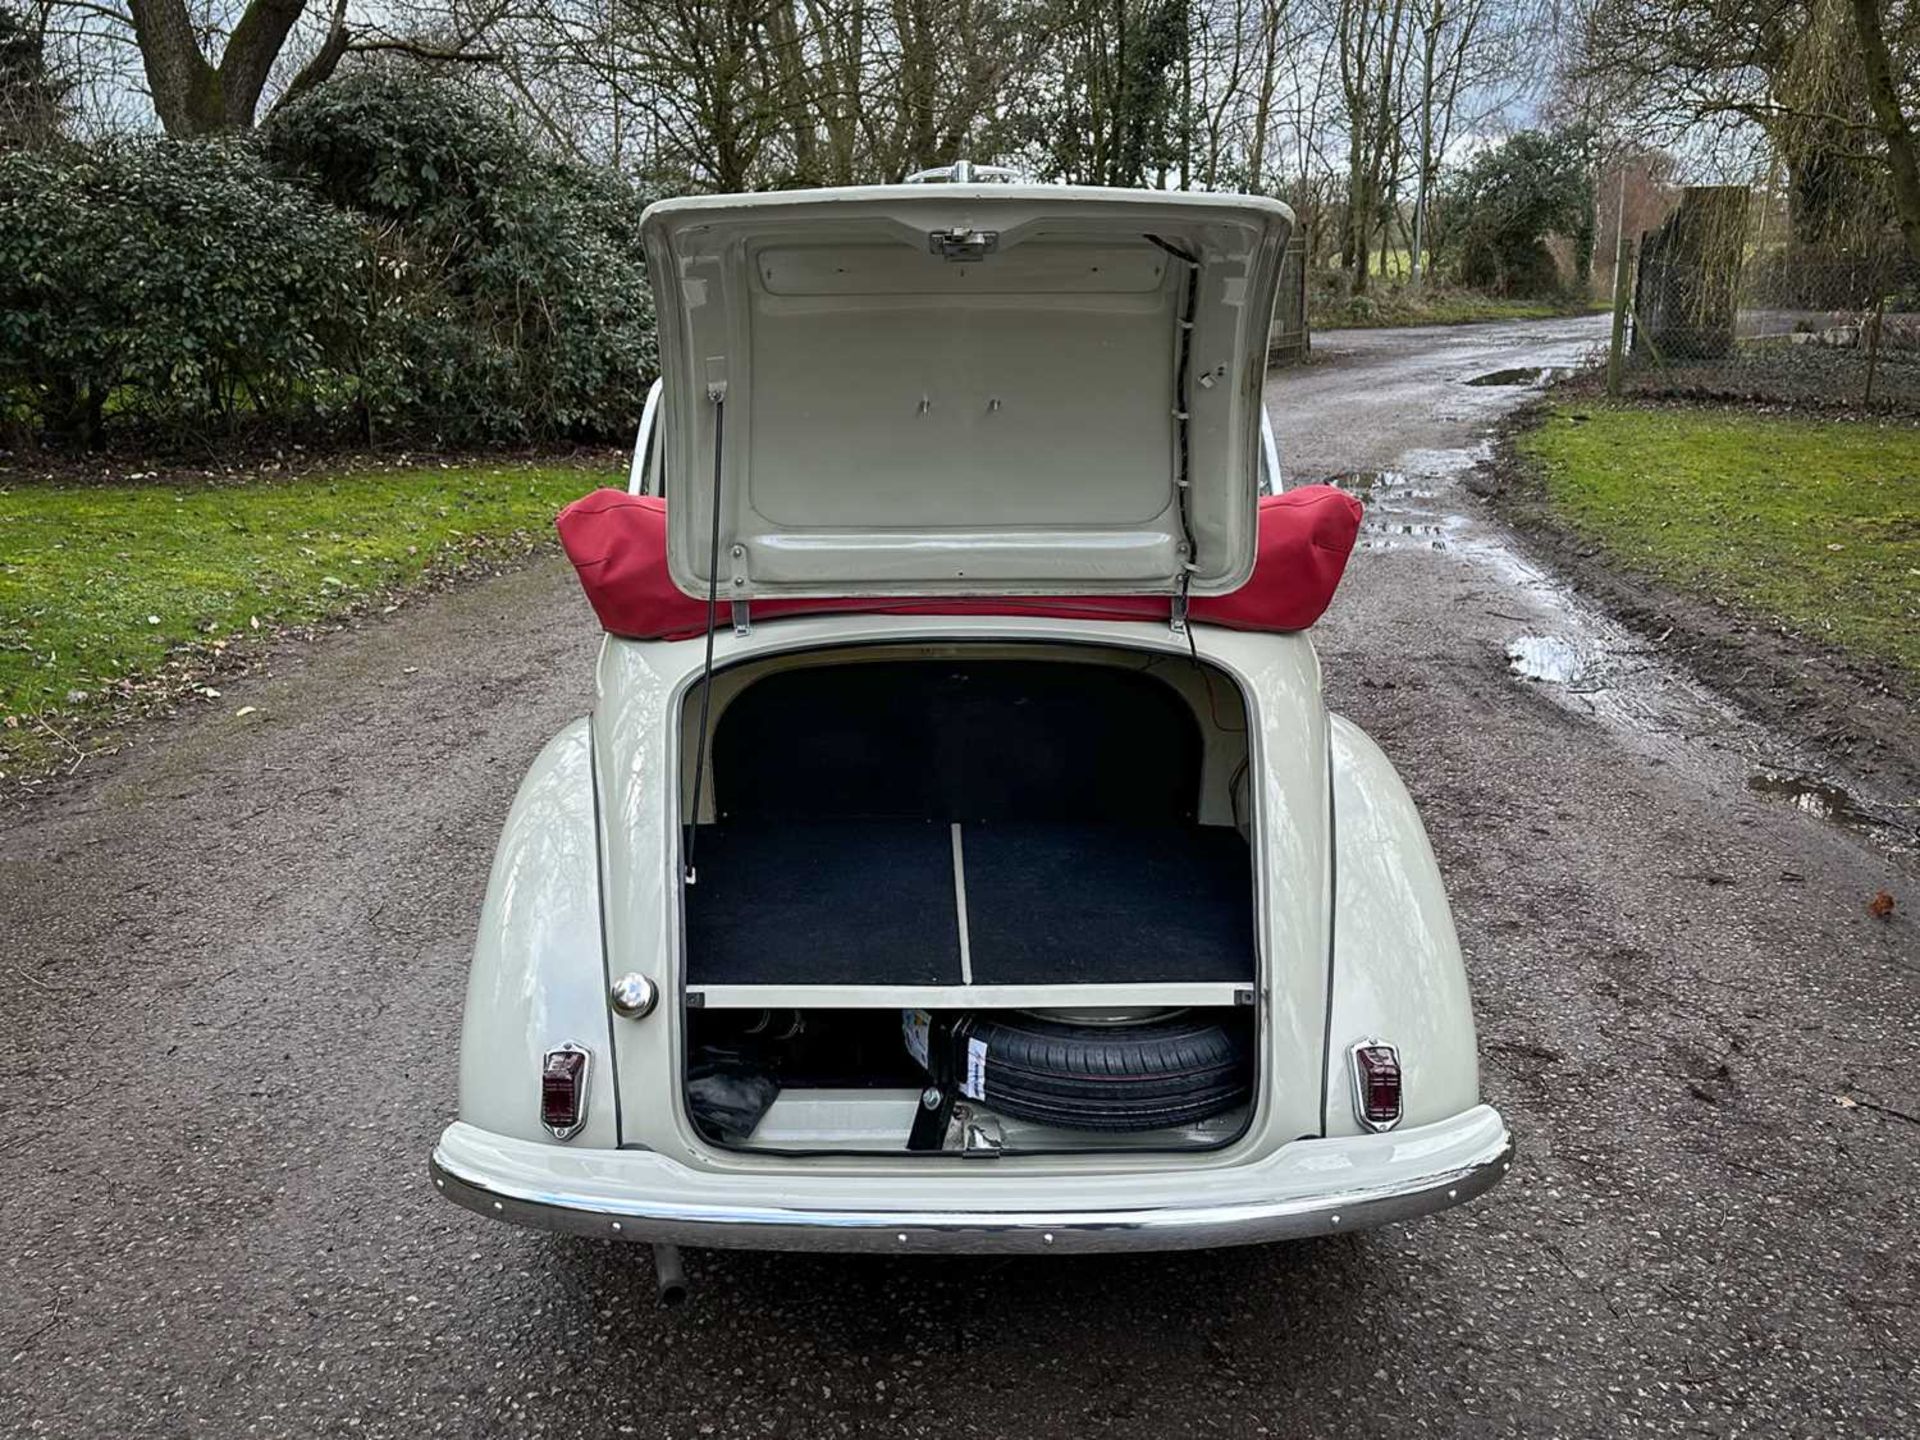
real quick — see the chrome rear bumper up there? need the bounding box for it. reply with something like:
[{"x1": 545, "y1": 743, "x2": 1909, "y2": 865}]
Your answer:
[{"x1": 429, "y1": 1105, "x2": 1512, "y2": 1254}]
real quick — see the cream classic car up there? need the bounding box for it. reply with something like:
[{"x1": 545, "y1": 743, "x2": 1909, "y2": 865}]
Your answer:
[{"x1": 429, "y1": 179, "x2": 1511, "y2": 1299}]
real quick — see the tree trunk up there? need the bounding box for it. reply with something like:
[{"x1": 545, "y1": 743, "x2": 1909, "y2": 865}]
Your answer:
[
  {"x1": 1849, "y1": 0, "x2": 1920, "y2": 264},
  {"x1": 1352, "y1": 174, "x2": 1372, "y2": 292},
  {"x1": 130, "y1": 0, "x2": 313, "y2": 134},
  {"x1": 127, "y1": 0, "x2": 222, "y2": 134},
  {"x1": 1349, "y1": 136, "x2": 1375, "y2": 292},
  {"x1": 1179, "y1": 9, "x2": 1191, "y2": 188},
  {"x1": 1246, "y1": 0, "x2": 1281, "y2": 192},
  {"x1": 897, "y1": 0, "x2": 939, "y2": 169},
  {"x1": 1409, "y1": 0, "x2": 1439, "y2": 284},
  {"x1": 766, "y1": 1, "x2": 818, "y2": 184},
  {"x1": 220, "y1": 0, "x2": 309, "y2": 124}
]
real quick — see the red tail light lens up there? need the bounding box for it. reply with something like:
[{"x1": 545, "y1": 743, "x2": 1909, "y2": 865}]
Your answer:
[
  {"x1": 1350, "y1": 1042, "x2": 1402, "y2": 1131},
  {"x1": 541, "y1": 1045, "x2": 590, "y2": 1140}
]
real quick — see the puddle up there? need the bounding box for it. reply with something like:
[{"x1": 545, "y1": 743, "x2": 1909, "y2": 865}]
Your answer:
[
  {"x1": 1337, "y1": 439, "x2": 1909, "y2": 856},
  {"x1": 1745, "y1": 772, "x2": 1915, "y2": 852},
  {"x1": 1746, "y1": 773, "x2": 1880, "y2": 828},
  {"x1": 1465, "y1": 366, "x2": 1573, "y2": 387},
  {"x1": 1344, "y1": 455, "x2": 1478, "y2": 553},
  {"x1": 1507, "y1": 635, "x2": 1592, "y2": 684},
  {"x1": 1286, "y1": 336, "x2": 1907, "y2": 857}
]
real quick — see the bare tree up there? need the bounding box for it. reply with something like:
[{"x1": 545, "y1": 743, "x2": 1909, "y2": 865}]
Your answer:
[
  {"x1": 37, "y1": 0, "x2": 500, "y2": 135},
  {"x1": 1334, "y1": 0, "x2": 1412, "y2": 289},
  {"x1": 1573, "y1": 0, "x2": 1920, "y2": 259},
  {"x1": 1406, "y1": 0, "x2": 1489, "y2": 280},
  {"x1": 1, "y1": 3, "x2": 75, "y2": 146}
]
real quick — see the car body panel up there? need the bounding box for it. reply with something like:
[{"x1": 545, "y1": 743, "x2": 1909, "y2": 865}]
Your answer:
[
  {"x1": 441, "y1": 178, "x2": 1503, "y2": 1252},
  {"x1": 443, "y1": 616, "x2": 1505, "y2": 1246},
  {"x1": 1323, "y1": 715, "x2": 1481, "y2": 1135},
  {"x1": 641, "y1": 186, "x2": 1293, "y2": 599},
  {"x1": 455, "y1": 720, "x2": 619, "y2": 1149}
]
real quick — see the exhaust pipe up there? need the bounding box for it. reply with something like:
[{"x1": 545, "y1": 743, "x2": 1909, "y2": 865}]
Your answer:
[{"x1": 652, "y1": 1243, "x2": 688, "y2": 1306}]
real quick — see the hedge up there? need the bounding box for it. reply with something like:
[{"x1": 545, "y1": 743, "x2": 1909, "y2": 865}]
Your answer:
[{"x1": 0, "y1": 70, "x2": 657, "y2": 449}]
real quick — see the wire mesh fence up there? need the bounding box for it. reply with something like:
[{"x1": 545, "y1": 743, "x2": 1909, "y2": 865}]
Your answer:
[
  {"x1": 1268, "y1": 235, "x2": 1311, "y2": 368},
  {"x1": 1617, "y1": 190, "x2": 1918, "y2": 412}
]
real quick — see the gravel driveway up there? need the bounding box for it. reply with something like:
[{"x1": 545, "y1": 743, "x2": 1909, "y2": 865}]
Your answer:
[{"x1": 3, "y1": 316, "x2": 1914, "y2": 1438}]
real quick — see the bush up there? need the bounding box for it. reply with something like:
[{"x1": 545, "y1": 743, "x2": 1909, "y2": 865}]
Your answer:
[
  {"x1": 0, "y1": 141, "x2": 362, "y2": 444},
  {"x1": 263, "y1": 71, "x2": 656, "y2": 444},
  {"x1": 0, "y1": 69, "x2": 657, "y2": 450},
  {"x1": 1445, "y1": 129, "x2": 1595, "y2": 299}
]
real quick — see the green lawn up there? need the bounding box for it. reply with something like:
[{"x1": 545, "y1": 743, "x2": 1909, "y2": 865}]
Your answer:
[
  {"x1": 1, "y1": 460, "x2": 612, "y2": 772},
  {"x1": 1520, "y1": 404, "x2": 1920, "y2": 679}
]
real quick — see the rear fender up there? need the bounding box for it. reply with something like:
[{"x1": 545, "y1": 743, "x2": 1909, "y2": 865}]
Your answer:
[
  {"x1": 1322, "y1": 716, "x2": 1480, "y2": 1136},
  {"x1": 456, "y1": 719, "x2": 618, "y2": 1147}
]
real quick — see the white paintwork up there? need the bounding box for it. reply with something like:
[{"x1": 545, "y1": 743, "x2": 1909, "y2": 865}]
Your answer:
[
  {"x1": 455, "y1": 721, "x2": 619, "y2": 1149},
  {"x1": 641, "y1": 186, "x2": 1294, "y2": 599},
  {"x1": 444, "y1": 182, "x2": 1500, "y2": 1251},
  {"x1": 627, "y1": 377, "x2": 663, "y2": 495},
  {"x1": 1260, "y1": 404, "x2": 1284, "y2": 493},
  {"x1": 1322, "y1": 716, "x2": 1481, "y2": 1134},
  {"x1": 629, "y1": 350, "x2": 1275, "y2": 502}
]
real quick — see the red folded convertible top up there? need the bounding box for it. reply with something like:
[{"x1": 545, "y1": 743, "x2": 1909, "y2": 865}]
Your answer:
[{"x1": 556, "y1": 485, "x2": 1361, "y2": 641}]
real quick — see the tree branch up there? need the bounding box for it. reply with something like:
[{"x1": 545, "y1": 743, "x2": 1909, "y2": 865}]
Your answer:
[
  {"x1": 220, "y1": 0, "x2": 311, "y2": 126},
  {"x1": 125, "y1": 0, "x2": 218, "y2": 133},
  {"x1": 345, "y1": 36, "x2": 502, "y2": 62},
  {"x1": 267, "y1": 0, "x2": 347, "y2": 118}
]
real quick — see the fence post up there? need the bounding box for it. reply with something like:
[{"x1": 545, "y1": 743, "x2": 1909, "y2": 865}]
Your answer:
[
  {"x1": 1863, "y1": 293, "x2": 1886, "y2": 408},
  {"x1": 1607, "y1": 233, "x2": 1634, "y2": 398}
]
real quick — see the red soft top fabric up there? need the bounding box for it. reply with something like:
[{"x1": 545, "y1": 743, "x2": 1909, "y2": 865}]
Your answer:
[{"x1": 556, "y1": 485, "x2": 1362, "y2": 641}]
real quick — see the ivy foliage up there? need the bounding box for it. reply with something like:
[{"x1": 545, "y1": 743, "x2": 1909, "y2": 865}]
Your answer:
[
  {"x1": 1447, "y1": 129, "x2": 1597, "y2": 298},
  {"x1": 0, "y1": 70, "x2": 655, "y2": 448}
]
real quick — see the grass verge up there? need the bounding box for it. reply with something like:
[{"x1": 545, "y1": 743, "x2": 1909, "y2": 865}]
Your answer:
[
  {"x1": 1517, "y1": 403, "x2": 1920, "y2": 680},
  {"x1": 1312, "y1": 288, "x2": 1603, "y2": 332},
  {"x1": 1, "y1": 458, "x2": 613, "y2": 779}
]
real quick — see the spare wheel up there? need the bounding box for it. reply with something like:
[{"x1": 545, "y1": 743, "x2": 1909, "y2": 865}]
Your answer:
[{"x1": 947, "y1": 1011, "x2": 1251, "y2": 1132}]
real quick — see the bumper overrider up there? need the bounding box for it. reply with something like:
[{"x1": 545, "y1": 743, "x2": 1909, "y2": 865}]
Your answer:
[{"x1": 430, "y1": 1104, "x2": 1512, "y2": 1254}]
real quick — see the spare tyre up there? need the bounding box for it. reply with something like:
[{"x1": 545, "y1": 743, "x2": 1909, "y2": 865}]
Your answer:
[{"x1": 942, "y1": 1011, "x2": 1251, "y2": 1132}]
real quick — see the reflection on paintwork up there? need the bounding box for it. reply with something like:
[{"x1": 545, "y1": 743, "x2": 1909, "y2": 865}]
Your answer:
[
  {"x1": 1325, "y1": 717, "x2": 1480, "y2": 1136},
  {"x1": 458, "y1": 720, "x2": 619, "y2": 1149}
]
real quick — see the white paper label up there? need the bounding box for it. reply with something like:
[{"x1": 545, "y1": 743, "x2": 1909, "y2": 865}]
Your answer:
[
  {"x1": 903, "y1": 1009, "x2": 931, "y2": 1070},
  {"x1": 962, "y1": 1038, "x2": 988, "y2": 1100}
]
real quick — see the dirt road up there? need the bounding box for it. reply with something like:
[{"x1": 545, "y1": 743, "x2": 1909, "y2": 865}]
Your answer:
[{"x1": 4, "y1": 316, "x2": 1914, "y2": 1438}]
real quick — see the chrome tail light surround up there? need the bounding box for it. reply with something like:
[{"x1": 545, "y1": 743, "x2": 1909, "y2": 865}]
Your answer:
[
  {"x1": 1349, "y1": 1039, "x2": 1403, "y2": 1132},
  {"x1": 541, "y1": 1044, "x2": 592, "y2": 1140}
]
